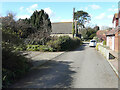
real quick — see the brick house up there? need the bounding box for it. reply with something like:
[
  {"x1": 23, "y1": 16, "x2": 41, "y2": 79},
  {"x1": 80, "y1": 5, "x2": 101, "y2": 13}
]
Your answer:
[{"x1": 106, "y1": 13, "x2": 120, "y2": 52}]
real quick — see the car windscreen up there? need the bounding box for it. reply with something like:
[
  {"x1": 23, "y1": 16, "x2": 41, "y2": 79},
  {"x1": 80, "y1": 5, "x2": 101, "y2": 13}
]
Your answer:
[{"x1": 91, "y1": 41, "x2": 96, "y2": 42}]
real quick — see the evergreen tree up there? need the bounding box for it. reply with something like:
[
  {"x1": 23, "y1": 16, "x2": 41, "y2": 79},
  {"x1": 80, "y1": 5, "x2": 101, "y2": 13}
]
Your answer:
[{"x1": 24, "y1": 10, "x2": 52, "y2": 45}]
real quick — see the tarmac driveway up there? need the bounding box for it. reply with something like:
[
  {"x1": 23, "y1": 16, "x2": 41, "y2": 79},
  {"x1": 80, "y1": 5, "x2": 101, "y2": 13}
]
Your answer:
[{"x1": 11, "y1": 43, "x2": 118, "y2": 88}]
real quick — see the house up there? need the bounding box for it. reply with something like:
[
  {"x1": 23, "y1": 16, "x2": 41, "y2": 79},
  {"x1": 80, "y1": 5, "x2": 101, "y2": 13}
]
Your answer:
[
  {"x1": 51, "y1": 22, "x2": 72, "y2": 37},
  {"x1": 112, "y1": 13, "x2": 118, "y2": 28},
  {"x1": 106, "y1": 13, "x2": 120, "y2": 52},
  {"x1": 96, "y1": 30, "x2": 109, "y2": 41}
]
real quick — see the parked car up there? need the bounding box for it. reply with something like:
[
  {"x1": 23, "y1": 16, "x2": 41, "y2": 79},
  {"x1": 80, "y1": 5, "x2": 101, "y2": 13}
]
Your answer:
[{"x1": 89, "y1": 40, "x2": 97, "y2": 47}]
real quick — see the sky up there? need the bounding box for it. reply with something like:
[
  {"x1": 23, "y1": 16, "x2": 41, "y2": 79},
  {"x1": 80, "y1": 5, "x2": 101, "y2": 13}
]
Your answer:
[{"x1": 0, "y1": 2, "x2": 119, "y2": 29}]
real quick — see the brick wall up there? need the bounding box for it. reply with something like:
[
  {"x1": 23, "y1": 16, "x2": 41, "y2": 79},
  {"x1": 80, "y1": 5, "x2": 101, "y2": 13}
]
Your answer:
[
  {"x1": 115, "y1": 30, "x2": 120, "y2": 52},
  {"x1": 116, "y1": 19, "x2": 118, "y2": 27},
  {"x1": 108, "y1": 36, "x2": 113, "y2": 50}
]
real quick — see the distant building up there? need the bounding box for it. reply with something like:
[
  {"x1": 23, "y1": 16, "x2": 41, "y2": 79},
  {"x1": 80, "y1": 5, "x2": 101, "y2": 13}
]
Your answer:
[
  {"x1": 96, "y1": 30, "x2": 108, "y2": 41},
  {"x1": 51, "y1": 22, "x2": 73, "y2": 37}
]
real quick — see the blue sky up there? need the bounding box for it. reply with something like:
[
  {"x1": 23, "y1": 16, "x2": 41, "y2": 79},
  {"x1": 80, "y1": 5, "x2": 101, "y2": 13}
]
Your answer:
[{"x1": 1, "y1": 2, "x2": 119, "y2": 29}]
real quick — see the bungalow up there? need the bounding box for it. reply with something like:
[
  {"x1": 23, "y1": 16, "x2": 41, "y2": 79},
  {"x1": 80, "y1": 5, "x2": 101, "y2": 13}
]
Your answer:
[
  {"x1": 51, "y1": 22, "x2": 73, "y2": 37},
  {"x1": 106, "y1": 13, "x2": 120, "y2": 52}
]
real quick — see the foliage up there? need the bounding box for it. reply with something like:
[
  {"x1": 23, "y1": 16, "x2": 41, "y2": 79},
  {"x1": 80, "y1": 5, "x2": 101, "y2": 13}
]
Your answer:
[
  {"x1": 93, "y1": 36, "x2": 99, "y2": 42},
  {"x1": 96, "y1": 43, "x2": 100, "y2": 51},
  {"x1": 74, "y1": 10, "x2": 91, "y2": 28},
  {"x1": 23, "y1": 10, "x2": 52, "y2": 45},
  {"x1": 16, "y1": 19, "x2": 36, "y2": 39},
  {"x1": 27, "y1": 45, "x2": 54, "y2": 52},
  {"x1": 103, "y1": 40, "x2": 106, "y2": 45},
  {"x1": 2, "y1": 48, "x2": 31, "y2": 87},
  {"x1": 47, "y1": 36, "x2": 82, "y2": 51},
  {"x1": 81, "y1": 27, "x2": 97, "y2": 40},
  {"x1": 2, "y1": 13, "x2": 31, "y2": 87}
]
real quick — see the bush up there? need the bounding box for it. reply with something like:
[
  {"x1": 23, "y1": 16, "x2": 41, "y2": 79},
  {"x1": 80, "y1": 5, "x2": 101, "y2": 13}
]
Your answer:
[
  {"x1": 27, "y1": 36, "x2": 82, "y2": 52},
  {"x1": 47, "y1": 36, "x2": 82, "y2": 51},
  {"x1": 2, "y1": 49, "x2": 31, "y2": 87},
  {"x1": 103, "y1": 40, "x2": 106, "y2": 45},
  {"x1": 96, "y1": 43, "x2": 100, "y2": 51},
  {"x1": 27, "y1": 45, "x2": 54, "y2": 52}
]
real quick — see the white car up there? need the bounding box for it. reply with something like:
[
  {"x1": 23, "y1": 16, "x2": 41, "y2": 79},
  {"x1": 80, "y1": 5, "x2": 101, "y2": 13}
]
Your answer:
[{"x1": 89, "y1": 40, "x2": 97, "y2": 47}]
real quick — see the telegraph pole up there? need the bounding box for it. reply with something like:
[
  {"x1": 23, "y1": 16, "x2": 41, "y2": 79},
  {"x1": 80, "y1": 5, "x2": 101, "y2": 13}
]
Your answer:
[{"x1": 72, "y1": 8, "x2": 75, "y2": 38}]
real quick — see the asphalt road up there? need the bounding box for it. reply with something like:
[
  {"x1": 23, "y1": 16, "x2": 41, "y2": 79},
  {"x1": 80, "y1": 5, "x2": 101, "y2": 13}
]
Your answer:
[{"x1": 12, "y1": 43, "x2": 118, "y2": 88}]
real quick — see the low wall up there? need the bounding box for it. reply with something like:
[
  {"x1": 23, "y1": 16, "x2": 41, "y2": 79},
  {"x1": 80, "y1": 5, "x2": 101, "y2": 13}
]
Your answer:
[{"x1": 98, "y1": 45, "x2": 110, "y2": 60}]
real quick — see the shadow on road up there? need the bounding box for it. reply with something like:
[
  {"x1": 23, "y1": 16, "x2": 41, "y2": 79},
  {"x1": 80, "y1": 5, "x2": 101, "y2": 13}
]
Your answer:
[
  {"x1": 11, "y1": 60, "x2": 76, "y2": 88},
  {"x1": 75, "y1": 43, "x2": 88, "y2": 51}
]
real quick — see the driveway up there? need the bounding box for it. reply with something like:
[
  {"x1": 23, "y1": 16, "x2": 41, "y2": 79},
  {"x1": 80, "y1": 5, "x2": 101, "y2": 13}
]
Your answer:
[{"x1": 11, "y1": 43, "x2": 118, "y2": 88}]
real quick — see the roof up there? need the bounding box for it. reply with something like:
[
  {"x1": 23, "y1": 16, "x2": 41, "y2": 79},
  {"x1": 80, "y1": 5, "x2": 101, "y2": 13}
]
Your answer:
[
  {"x1": 96, "y1": 30, "x2": 108, "y2": 41},
  {"x1": 96, "y1": 30, "x2": 108, "y2": 35},
  {"x1": 51, "y1": 22, "x2": 72, "y2": 34},
  {"x1": 106, "y1": 28, "x2": 119, "y2": 36}
]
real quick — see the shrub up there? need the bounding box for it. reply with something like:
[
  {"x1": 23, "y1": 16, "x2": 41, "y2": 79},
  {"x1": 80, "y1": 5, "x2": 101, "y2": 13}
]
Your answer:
[
  {"x1": 27, "y1": 45, "x2": 40, "y2": 51},
  {"x1": 27, "y1": 45, "x2": 54, "y2": 52},
  {"x1": 27, "y1": 36, "x2": 82, "y2": 52},
  {"x1": 103, "y1": 40, "x2": 106, "y2": 45},
  {"x1": 96, "y1": 43, "x2": 100, "y2": 51},
  {"x1": 47, "y1": 36, "x2": 82, "y2": 51},
  {"x1": 2, "y1": 49, "x2": 31, "y2": 87}
]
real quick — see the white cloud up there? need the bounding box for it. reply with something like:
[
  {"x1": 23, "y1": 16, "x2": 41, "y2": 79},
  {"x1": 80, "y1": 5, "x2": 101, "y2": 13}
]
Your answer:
[
  {"x1": 44, "y1": 7, "x2": 55, "y2": 17},
  {"x1": 89, "y1": 5, "x2": 100, "y2": 9},
  {"x1": 107, "y1": 15, "x2": 113, "y2": 19},
  {"x1": 26, "y1": 4, "x2": 38, "y2": 14},
  {"x1": 108, "y1": 8, "x2": 118, "y2": 12},
  {"x1": 30, "y1": 4, "x2": 38, "y2": 9},
  {"x1": 16, "y1": 15, "x2": 30, "y2": 19},
  {"x1": 95, "y1": 13, "x2": 105, "y2": 20},
  {"x1": 20, "y1": 6, "x2": 24, "y2": 11}
]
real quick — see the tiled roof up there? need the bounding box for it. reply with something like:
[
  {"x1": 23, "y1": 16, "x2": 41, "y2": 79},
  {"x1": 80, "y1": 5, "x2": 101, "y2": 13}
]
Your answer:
[
  {"x1": 106, "y1": 28, "x2": 118, "y2": 36},
  {"x1": 51, "y1": 22, "x2": 72, "y2": 34},
  {"x1": 96, "y1": 30, "x2": 108, "y2": 41}
]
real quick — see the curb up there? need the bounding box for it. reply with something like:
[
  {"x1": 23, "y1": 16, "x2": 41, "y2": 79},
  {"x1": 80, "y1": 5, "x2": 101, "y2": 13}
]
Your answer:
[
  {"x1": 97, "y1": 49, "x2": 120, "y2": 79},
  {"x1": 107, "y1": 59, "x2": 120, "y2": 79}
]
